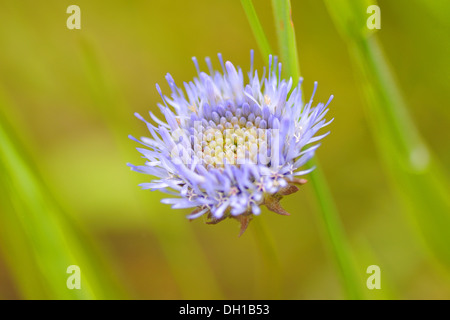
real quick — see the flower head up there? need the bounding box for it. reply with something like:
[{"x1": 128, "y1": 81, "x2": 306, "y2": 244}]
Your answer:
[{"x1": 128, "y1": 51, "x2": 333, "y2": 235}]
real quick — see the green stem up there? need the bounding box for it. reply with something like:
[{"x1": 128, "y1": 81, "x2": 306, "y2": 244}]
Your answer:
[
  {"x1": 271, "y1": 0, "x2": 301, "y2": 83},
  {"x1": 323, "y1": 0, "x2": 450, "y2": 269},
  {"x1": 251, "y1": 217, "x2": 282, "y2": 299},
  {"x1": 271, "y1": 0, "x2": 362, "y2": 299},
  {"x1": 307, "y1": 159, "x2": 362, "y2": 299}
]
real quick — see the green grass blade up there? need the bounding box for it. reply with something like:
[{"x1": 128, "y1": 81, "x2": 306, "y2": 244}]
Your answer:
[
  {"x1": 271, "y1": 0, "x2": 301, "y2": 84},
  {"x1": 307, "y1": 159, "x2": 363, "y2": 299},
  {"x1": 324, "y1": 0, "x2": 450, "y2": 269},
  {"x1": 0, "y1": 191, "x2": 48, "y2": 299},
  {"x1": 241, "y1": 0, "x2": 273, "y2": 59},
  {"x1": 0, "y1": 91, "x2": 123, "y2": 299},
  {"x1": 241, "y1": 0, "x2": 363, "y2": 299},
  {"x1": 271, "y1": 0, "x2": 363, "y2": 299}
]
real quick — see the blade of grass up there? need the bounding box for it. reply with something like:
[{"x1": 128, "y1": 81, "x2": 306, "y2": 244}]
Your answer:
[
  {"x1": 271, "y1": 0, "x2": 363, "y2": 299},
  {"x1": 241, "y1": 0, "x2": 273, "y2": 60},
  {"x1": 0, "y1": 190, "x2": 48, "y2": 299},
  {"x1": 324, "y1": 0, "x2": 450, "y2": 269},
  {"x1": 0, "y1": 89, "x2": 123, "y2": 299},
  {"x1": 240, "y1": 1, "x2": 285, "y2": 300},
  {"x1": 78, "y1": 36, "x2": 224, "y2": 299},
  {"x1": 242, "y1": 0, "x2": 363, "y2": 299}
]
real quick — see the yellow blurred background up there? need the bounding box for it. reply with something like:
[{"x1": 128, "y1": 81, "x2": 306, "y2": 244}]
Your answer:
[{"x1": 0, "y1": 0, "x2": 449, "y2": 299}]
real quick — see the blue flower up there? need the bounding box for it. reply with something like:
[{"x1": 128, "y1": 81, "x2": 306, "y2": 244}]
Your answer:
[{"x1": 128, "y1": 51, "x2": 333, "y2": 235}]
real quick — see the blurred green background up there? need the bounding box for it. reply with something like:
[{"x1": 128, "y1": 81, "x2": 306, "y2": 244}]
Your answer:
[{"x1": 0, "y1": 0, "x2": 449, "y2": 299}]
